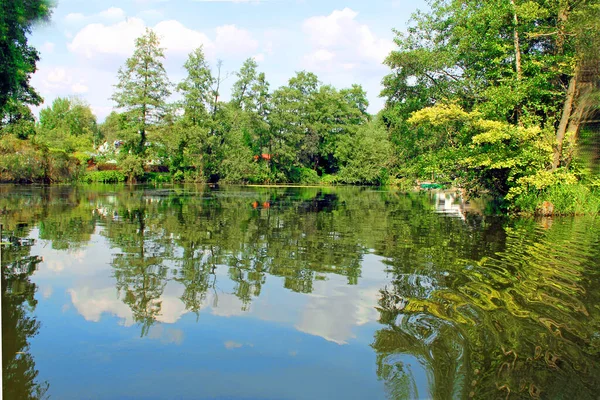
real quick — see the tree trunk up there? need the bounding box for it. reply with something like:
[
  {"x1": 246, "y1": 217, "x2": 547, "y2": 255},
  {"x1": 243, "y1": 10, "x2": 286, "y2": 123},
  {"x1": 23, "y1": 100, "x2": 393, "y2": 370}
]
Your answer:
[
  {"x1": 563, "y1": 64, "x2": 598, "y2": 167},
  {"x1": 553, "y1": 59, "x2": 598, "y2": 169},
  {"x1": 553, "y1": 70, "x2": 578, "y2": 170}
]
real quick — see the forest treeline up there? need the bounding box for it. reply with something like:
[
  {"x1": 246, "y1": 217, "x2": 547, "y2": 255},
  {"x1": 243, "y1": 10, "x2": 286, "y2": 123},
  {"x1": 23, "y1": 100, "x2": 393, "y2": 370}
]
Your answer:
[{"x1": 0, "y1": 0, "x2": 599, "y2": 213}]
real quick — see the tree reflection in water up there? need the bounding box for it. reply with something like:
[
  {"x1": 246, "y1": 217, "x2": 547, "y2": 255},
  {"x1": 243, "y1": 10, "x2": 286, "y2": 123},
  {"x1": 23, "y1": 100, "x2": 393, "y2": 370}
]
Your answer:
[
  {"x1": 1, "y1": 225, "x2": 49, "y2": 400},
  {"x1": 0, "y1": 184, "x2": 599, "y2": 399}
]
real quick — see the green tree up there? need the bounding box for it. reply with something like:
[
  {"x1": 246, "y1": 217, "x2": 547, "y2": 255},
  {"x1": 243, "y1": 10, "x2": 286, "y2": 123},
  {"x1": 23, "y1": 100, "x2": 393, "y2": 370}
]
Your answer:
[
  {"x1": 38, "y1": 96, "x2": 99, "y2": 152},
  {"x1": 177, "y1": 46, "x2": 213, "y2": 127},
  {"x1": 111, "y1": 28, "x2": 171, "y2": 155},
  {"x1": 98, "y1": 111, "x2": 131, "y2": 145},
  {"x1": 0, "y1": 0, "x2": 52, "y2": 128},
  {"x1": 382, "y1": 0, "x2": 600, "y2": 205},
  {"x1": 335, "y1": 119, "x2": 393, "y2": 185}
]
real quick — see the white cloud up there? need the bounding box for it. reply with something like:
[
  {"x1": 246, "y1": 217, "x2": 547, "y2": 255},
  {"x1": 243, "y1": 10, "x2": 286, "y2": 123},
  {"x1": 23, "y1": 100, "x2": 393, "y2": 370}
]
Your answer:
[
  {"x1": 68, "y1": 18, "x2": 146, "y2": 59},
  {"x1": 137, "y1": 9, "x2": 164, "y2": 21},
  {"x1": 253, "y1": 53, "x2": 265, "y2": 62},
  {"x1": 154, "y1": 20, "x2": 214, "y2": 57},
  {"x1": 302, "y1": 8, "x2": 393, "y2": 72},
  {"x1": 68, "y1": 280, "x2": 191, "y2": 326},
  {"x1": 147, "y1": 325, "x2": 184, "y2": 345},
  {"x1": 215, "y1": 24, "x2": 259, "y2": 57},
  {"x1": 98, "y1": 7, "x2": 127, "y2": 21},
  {"x1": 64, "y1": 7, "x2": 127, "y2": 25},
  {"x1": 67, "y1": 18, "x2": 258, "y2": 62},
  {"x1": 34, "y1": 66, "x2": 96, "y2": 101},
  {"x1": 71, "y1": 82, "x2": 89, "y2": 94},
  {"x1": 295, "y1": 283, "x2": 381, "y2": 345},
  {"x1": 303, "y1": 49, "x2": 334, "y2": 67},
  {"x1": 42, "y1": 285, "x2": 54, "y2": 299},
  {"x1": 64, "y1": 12, "x2": 86, "y2": 24}
]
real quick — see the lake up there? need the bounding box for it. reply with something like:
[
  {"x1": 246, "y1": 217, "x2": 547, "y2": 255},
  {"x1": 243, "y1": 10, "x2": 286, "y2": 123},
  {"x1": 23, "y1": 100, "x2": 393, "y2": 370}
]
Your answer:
[{"x1": 1, "y1": 185, "x2": 599, "y2": 400}]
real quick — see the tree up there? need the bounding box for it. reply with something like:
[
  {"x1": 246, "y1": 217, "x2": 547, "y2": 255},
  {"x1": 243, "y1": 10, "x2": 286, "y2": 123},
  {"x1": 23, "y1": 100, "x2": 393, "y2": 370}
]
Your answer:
[
  {"x1": 230, "y1": 58, "x2": 272, "y2": 162},
  {"x1": 177, "y1": 46, "x2": 213, "y2": 127},
  {"x1": 335, "y1": 119, "x2": 393, "y2": 185},
  {"x1": 0, "y1": 0, "x2": 52, "y2": 128},
  {"x1": 232, "y1": 58, "x2": 259, "y2": 110},
  {"x1": 38, "y1": 96, "x2": 99, "y2": 151},
  {"x1": 111, "y1": 28, "x2": 171, "y2": 155},
  {"x1": 99, "y1": 111, "x2": 131, "y2": 145},
  {"x1": 381, "y1": 0, "x2": 600, "y2": 203}
]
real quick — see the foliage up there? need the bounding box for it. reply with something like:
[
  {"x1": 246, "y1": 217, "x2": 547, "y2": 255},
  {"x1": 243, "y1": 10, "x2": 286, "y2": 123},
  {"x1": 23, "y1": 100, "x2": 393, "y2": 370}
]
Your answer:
[
  {"x1": 80, "y1": 170, "x2": 126, "y2": 184},
  {"x1": 0, "y1": 134, "x2": 81, "y2": 183},
  {"x1": 37, "y1": 96, "x2": 99, "y2": 152},
  {"x1": 119, "y1": 154, "x2": 145, "y2": 182},
  {"x1": 335, "y1": 120, "x2": 393, "y2": 185},
  {"x1": 0, "y1": 0, "x2": 52, "y2": 128},
  {"x1": 512, "y1": 181, "x2": 600, "y2": 215},
  {"x1": 380, "y1": 0, "x2": 600, "y2": 213},
  {"x1": 111, "y1": 28, "x2": 171, "y2": 155}
]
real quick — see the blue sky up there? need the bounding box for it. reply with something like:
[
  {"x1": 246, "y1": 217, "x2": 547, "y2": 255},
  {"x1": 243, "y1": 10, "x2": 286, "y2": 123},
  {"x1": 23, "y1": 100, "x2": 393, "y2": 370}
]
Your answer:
[{"x1": 28, "y1": 0, "x2": 428, "y2": 121}]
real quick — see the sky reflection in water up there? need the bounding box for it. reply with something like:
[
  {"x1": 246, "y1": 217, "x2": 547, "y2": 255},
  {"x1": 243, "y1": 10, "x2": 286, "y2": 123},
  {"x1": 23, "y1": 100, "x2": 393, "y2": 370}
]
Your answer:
[{"x1": 2, "y1": 185, "x2": 599, "y2": 399}]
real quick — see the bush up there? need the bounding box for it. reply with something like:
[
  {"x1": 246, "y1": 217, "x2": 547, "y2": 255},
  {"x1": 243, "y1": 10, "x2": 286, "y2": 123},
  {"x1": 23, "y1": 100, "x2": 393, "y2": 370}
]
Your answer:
[
  {"x1": 320, "y1": 174, "x2": 339, "y2": 185},
  {"x1": 80, "y1": 170, "x2": 126, "y2": 184},
  {"x1": 289, "y1": 166, "x2": 320, "y2": 184},
  {"x1": 172, "y1": 170, "x2": 184, "y2": 182},
  {"x1": 119, "y1": 155, "x2": 144, "y2": 182},
  {"x1": 0, "y1": 135, "x2": 81, "y2": 183},
  {"x1": 513, "y1": 182, "x2": 600, "y2": 215}
]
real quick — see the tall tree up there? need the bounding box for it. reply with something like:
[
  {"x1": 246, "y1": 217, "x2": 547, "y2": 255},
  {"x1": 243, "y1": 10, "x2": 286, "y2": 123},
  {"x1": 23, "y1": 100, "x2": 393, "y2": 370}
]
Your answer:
[
  {"x1": 177, "y1": 46, "x2": 213, "y2": 127},
  {"x1": 111, "y1": 28, "x2": 171, "y2": 155},
  {"x1": 232, "y1": 58, "x2": 259, "y2": 110},
  {"x1": 0, "y1": 0, "x2": 52, "y2": 127}
]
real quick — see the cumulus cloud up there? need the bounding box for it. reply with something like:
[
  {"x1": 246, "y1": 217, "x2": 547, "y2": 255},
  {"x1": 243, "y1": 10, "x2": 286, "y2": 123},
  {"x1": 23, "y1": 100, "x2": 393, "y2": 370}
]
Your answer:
[
  {"x1": 71, "y1": 82, "x2": 89, "y2": 94},
  {"x1": 47, "y1": 67, "x2": 67, "y2": 84},
  {"x1": 35, "y1": 66, "x2": 93, "y2": 100},
  {"x1": 302, "y1": 8, "x2": 393, "y2": 72},
  {"x1": 68, "y1": 17, "x2": 257, "y2": 62},
  {"x1": 154, "y1": 20, "x2": 214, "y2": 57},
  {"x1": 68, "y1": 286, "x2": 135, "y2": 325},
  {"x1": 64, "y1": 7, "x2": 127, "y2": 26},
  {"x1": 98, "y1": 7, "x2": 127, "y2": 21},
  {"x1": 68, "y1": 17, "x2": 146, "y2": 59},
  {"x1": 147, "y1": 325, "x2": 185, "y2": 345},
  {"x1": 64, "y1": 12, "x2": 86, "y2": 24},
  {"x1": 215, "y1": 25, "x2": 259, "y2": 56}
]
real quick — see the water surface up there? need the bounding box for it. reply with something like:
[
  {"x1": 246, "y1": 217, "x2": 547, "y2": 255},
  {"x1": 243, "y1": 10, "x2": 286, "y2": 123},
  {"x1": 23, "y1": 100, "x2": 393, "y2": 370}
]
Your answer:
[{"x1": 1, "y1": 185, "x2": 599, "y2": 399}]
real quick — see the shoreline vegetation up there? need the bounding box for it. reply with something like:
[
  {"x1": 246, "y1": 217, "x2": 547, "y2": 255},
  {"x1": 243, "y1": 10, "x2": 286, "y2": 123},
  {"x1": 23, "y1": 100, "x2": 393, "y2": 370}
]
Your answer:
[{"x1": 1, "y1": 1, "x2": 599, "y2": 216}]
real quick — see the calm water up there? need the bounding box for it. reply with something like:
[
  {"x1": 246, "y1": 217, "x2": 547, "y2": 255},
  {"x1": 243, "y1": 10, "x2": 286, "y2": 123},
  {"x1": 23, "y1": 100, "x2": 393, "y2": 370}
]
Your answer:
[{"x1": 1, "y1": 185, "x2": 599, "y2": 400}]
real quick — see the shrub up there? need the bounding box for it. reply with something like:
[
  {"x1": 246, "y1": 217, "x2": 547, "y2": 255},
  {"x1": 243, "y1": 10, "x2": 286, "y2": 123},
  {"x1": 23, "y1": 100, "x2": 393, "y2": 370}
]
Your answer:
[
  {"x1": 513, "y1": 182, "x2": 600, "y2": 215},
  {"x1": 320, "y1": 174, "x2": 338, "y2": 185},
  {"x1": 289, "y1": 166, "x2": 320, "y2": 184},
  {"x1": 80, "y1": 171, "x2": 126, "y2": 184},
  {"x1": 0, "y1": 135, "x2": 81, "y2": 183},
  {"x1": 119, "y1": 155, "x2": 144, "y2": 182}
]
